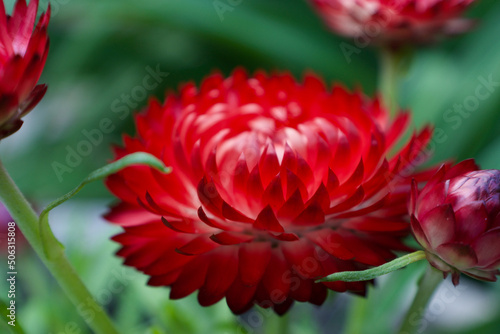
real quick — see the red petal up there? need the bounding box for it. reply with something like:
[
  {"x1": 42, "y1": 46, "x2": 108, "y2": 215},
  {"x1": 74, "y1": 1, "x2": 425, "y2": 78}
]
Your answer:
[
  {"x1": 444, "y1": 159, "x2": 478, "y2": 180},
  {"x1": 309, "y1": 283, "x2": 328, "y2": 306},
  {"x1": 419, "y1": 204, "x2": 456, "y2": 249},
  {"x1": 327, "y1": 186, "x2": 365, "y2": 214},
  {"x1": 292, "y1": 202, "x2": 325, "y2": 226},
  {"x1": 281, "y1": 239, "x2": 322, "y2": 279},
  {"x1": 226, "y1": 277, "x2": 258, "y2": 314},
  {"x1": 306, "y1": 183, "x2": 331, "y2": 212},
  {"x1": 341, "y1": 233, "x2": 389, "y2": 266},
  {"x1": 272, "y1": 298, "x2": 294, "y2": 316},
  {"x1": 253, "y1": 205, "x2": 284, "y2": 233},
  {"x1": 262, "y1": 174, "x2": 286, "y2": 210},
  {"x1": 325, "y1": 168, "x2": 340, "y2": 193},
  {"x1": 334, "y1": 193, "x2": 389, "y2": 219},
  {"x1": 170, "y1": 256, "x2": 209, "y2": 299},
  {"x1": 198, "y1": 247, "x2": 239, "y2": 306},
  {"x1": 197, "y1": 177, "x2": 224, "y2": 218},
  {"x1": 269, "y1": 232, "x2": 300, "y2": 241},
  {"x1": 148, "y1": 269, "x2": 181, "y2": 287},
  {"x1": 454, "y1": 203, "x2": 489, "y2": 242},
  {"x1": 305, "y1": 229, "x2": 355, "y2": 260},
  {"x1": 210, "y1": 231, "x2": 254, "y2": 245},
  {"x1": 289, "y1": 276, "x2": 312, "y2": 302},
  {"x1": 221, "y1": 202, "x2": 253, "y2": 223},
  {"x1": 238, "y1": 242, "x2": 272, "y2": 286},
  {"x1": 436, "y1": 243, "x2": 478, "y2": 270},
  {"x1": 259, "y1": 143, "x2": 280, "y2": 188},
  {"x1": 176, "y1": 235, "x2": 219, "y2": 255},
  {"x1": 343, "y1": 217, "x2": 408, "y2": 232},
  {"x1": 277, "y1": 189, "x2": 305, "y2": 221},
  {"x1": 411, "y1": 215, "x2": 431, "y2": 250},
  {"x1": 463, "y1": 269, "x2": 498, "y2": 282},
  {"x1": 162, "y1": 217, "x2": 199, "y2": 234},
  {"x1": 473, "y1": 227, "x2": 500, "y2": 268},
  {"x1": 197, "y1": 207, "x2": 232, "y2": 230},
  {"x1": 105, "y1": 202, "x2": 159, "y2": 227},
  {"x1": 262, "y1": 248, "x2": 290, "y2": 300},
  {"x1": 282, "y1": 168, "x2": 308, "y2": 200}
]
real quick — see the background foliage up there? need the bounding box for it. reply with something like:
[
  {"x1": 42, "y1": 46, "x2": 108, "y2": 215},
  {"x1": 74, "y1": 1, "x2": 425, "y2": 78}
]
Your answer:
[{"x1": 1, "y1": 0, "x2": 500, "y2": 333}]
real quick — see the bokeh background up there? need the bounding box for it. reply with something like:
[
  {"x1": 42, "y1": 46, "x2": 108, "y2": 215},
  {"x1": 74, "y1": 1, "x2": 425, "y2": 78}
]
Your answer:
[{"x1": 1, "y1": 0, "x2": 500, "y2": 333}]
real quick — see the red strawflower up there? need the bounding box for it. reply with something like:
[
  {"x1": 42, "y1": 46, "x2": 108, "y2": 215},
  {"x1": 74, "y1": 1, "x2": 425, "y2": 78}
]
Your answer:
[
  {"x1": 410, "y1": 160, "x2": 500, "y2": 286},
  {"x1": 105, "y1": 69, "x2": 435, "y2": 315},
  {"x1": 309, "y1": 0, "x2": 476, "y2": 46},
  {"x1": 0, "y1": 0, "x2": 50, "y2": 139}
]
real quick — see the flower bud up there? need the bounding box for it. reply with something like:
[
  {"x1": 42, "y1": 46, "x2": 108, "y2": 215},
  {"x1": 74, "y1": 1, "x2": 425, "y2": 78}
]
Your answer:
[{"x1": 410, "y1": 160, "x2": 500, "y2": 285}]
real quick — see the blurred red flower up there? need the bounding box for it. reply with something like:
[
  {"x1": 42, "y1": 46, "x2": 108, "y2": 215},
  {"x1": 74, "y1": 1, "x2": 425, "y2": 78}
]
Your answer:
[
  {"x1": 410, "y1": 160, "x2": 500, "y2": 286},
  {"x1": 0, "y1": 0, "x2": 50, "y2": 139},
  {"x1": 105, "y1": 69, "x2": 435, "y2": 314},
  {"x1": 309, "y1": 0, "x2": 476, "y2": 46}
]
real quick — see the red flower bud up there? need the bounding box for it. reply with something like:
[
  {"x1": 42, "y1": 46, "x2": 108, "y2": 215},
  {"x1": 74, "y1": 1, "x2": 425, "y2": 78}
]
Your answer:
[
  {"x1": 410, "y1": 160, "x2": 500, "y2": 285},
  {"x1": 0, "y1": 0, "x2": 50, "y2": 139}
]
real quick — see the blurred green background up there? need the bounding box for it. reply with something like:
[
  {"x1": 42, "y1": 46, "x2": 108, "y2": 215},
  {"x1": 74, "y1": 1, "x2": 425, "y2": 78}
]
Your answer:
[{"x1": 1, "y1": 0, "x2": 500, "y2": 333}]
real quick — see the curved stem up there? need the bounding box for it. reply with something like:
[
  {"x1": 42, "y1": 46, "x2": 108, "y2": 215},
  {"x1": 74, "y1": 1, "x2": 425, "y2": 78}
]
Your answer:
[
  {"x1": 317, "y1": 251, "x2": 426, "y2": 283},
  {"x1": 39, "y1": 152, "x2": 171, "y2": 223},
  {"x1": 38, "y1": 152, "x2": 170, "y2": 258},
  {"x1": 398, "y1": 265, "x2": 443, "y2": 334},
  {"x1": 0, "y1": 160, "x2": 118, "y2": 334}
]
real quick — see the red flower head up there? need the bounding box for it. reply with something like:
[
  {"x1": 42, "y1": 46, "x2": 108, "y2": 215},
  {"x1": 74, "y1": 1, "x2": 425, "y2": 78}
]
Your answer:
[
  {"x1": 0, "y1": 0, "x2": 50, "y2": 139},
  {"x1": 410, "y1": 160, "x2": 500, "y2": 286},
  {"x1": 105, "y1": 69, "x2": 435, "y2": 315},
  {"x1": 309, "y1": 0, "x2": 476, "y2": 46}
]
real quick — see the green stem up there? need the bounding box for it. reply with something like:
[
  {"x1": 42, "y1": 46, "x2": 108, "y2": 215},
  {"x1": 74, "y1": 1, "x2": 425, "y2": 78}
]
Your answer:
[
  {"x1": 40, "y1": 152, "x2": 171, "y2": 223},
  {"x1": 317, "y1": 251, "x2": 426, "y2": 283},
  {"x1": 265, "y1": 313, "x2": 289, "y2": 334},
  {"x1": 38, "y1": 152, "x2": 171, "y2": 258},
  {"x1": 344, "y1": 297, "x2": 368, "y2": 334},
  {"x1": 0, "y1": 160, "x2": 119, "y2": 334},
  {"x1": 1, "y1": 298, "x2": 25, "y2": 334},
  {"x1": 398, "y1": 266, "x2": 443, "y2": 334},
  {"x1": 379, "y1": 47, "x2": 400, "y2": 117}
]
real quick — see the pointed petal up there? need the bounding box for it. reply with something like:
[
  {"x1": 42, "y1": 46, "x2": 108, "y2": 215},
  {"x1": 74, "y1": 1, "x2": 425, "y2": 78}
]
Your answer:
[
  {"x1": 419, "y1": 204, "x2": 456, "y2": 249},
  {"x1": 436, "y1": 242, "x2": 478, "y2": 270},
  {"x1": 253, "y1": 205, "x2": 284, "y2": 233},
  {"x1": 238, "y1": 242, "x2": 272, "y2": 286}
]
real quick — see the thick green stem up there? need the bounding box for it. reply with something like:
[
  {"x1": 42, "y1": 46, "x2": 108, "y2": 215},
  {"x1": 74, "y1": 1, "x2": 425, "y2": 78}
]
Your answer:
[
  {"x1": 265, "y1": 313, "x2": 290, "y2": 334},
  {"x1": 344, "y1": 297, "x2": 368, "y2": 334},
  {"x1": 1, "y1": 298, "x2": 25, "y2": 334},
  {"x1": 398, "y1": 265, "x2": 443, "y2": 334},
  {"x1": 0, "y1": 161, "x2": 118, "y2": 334}
]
